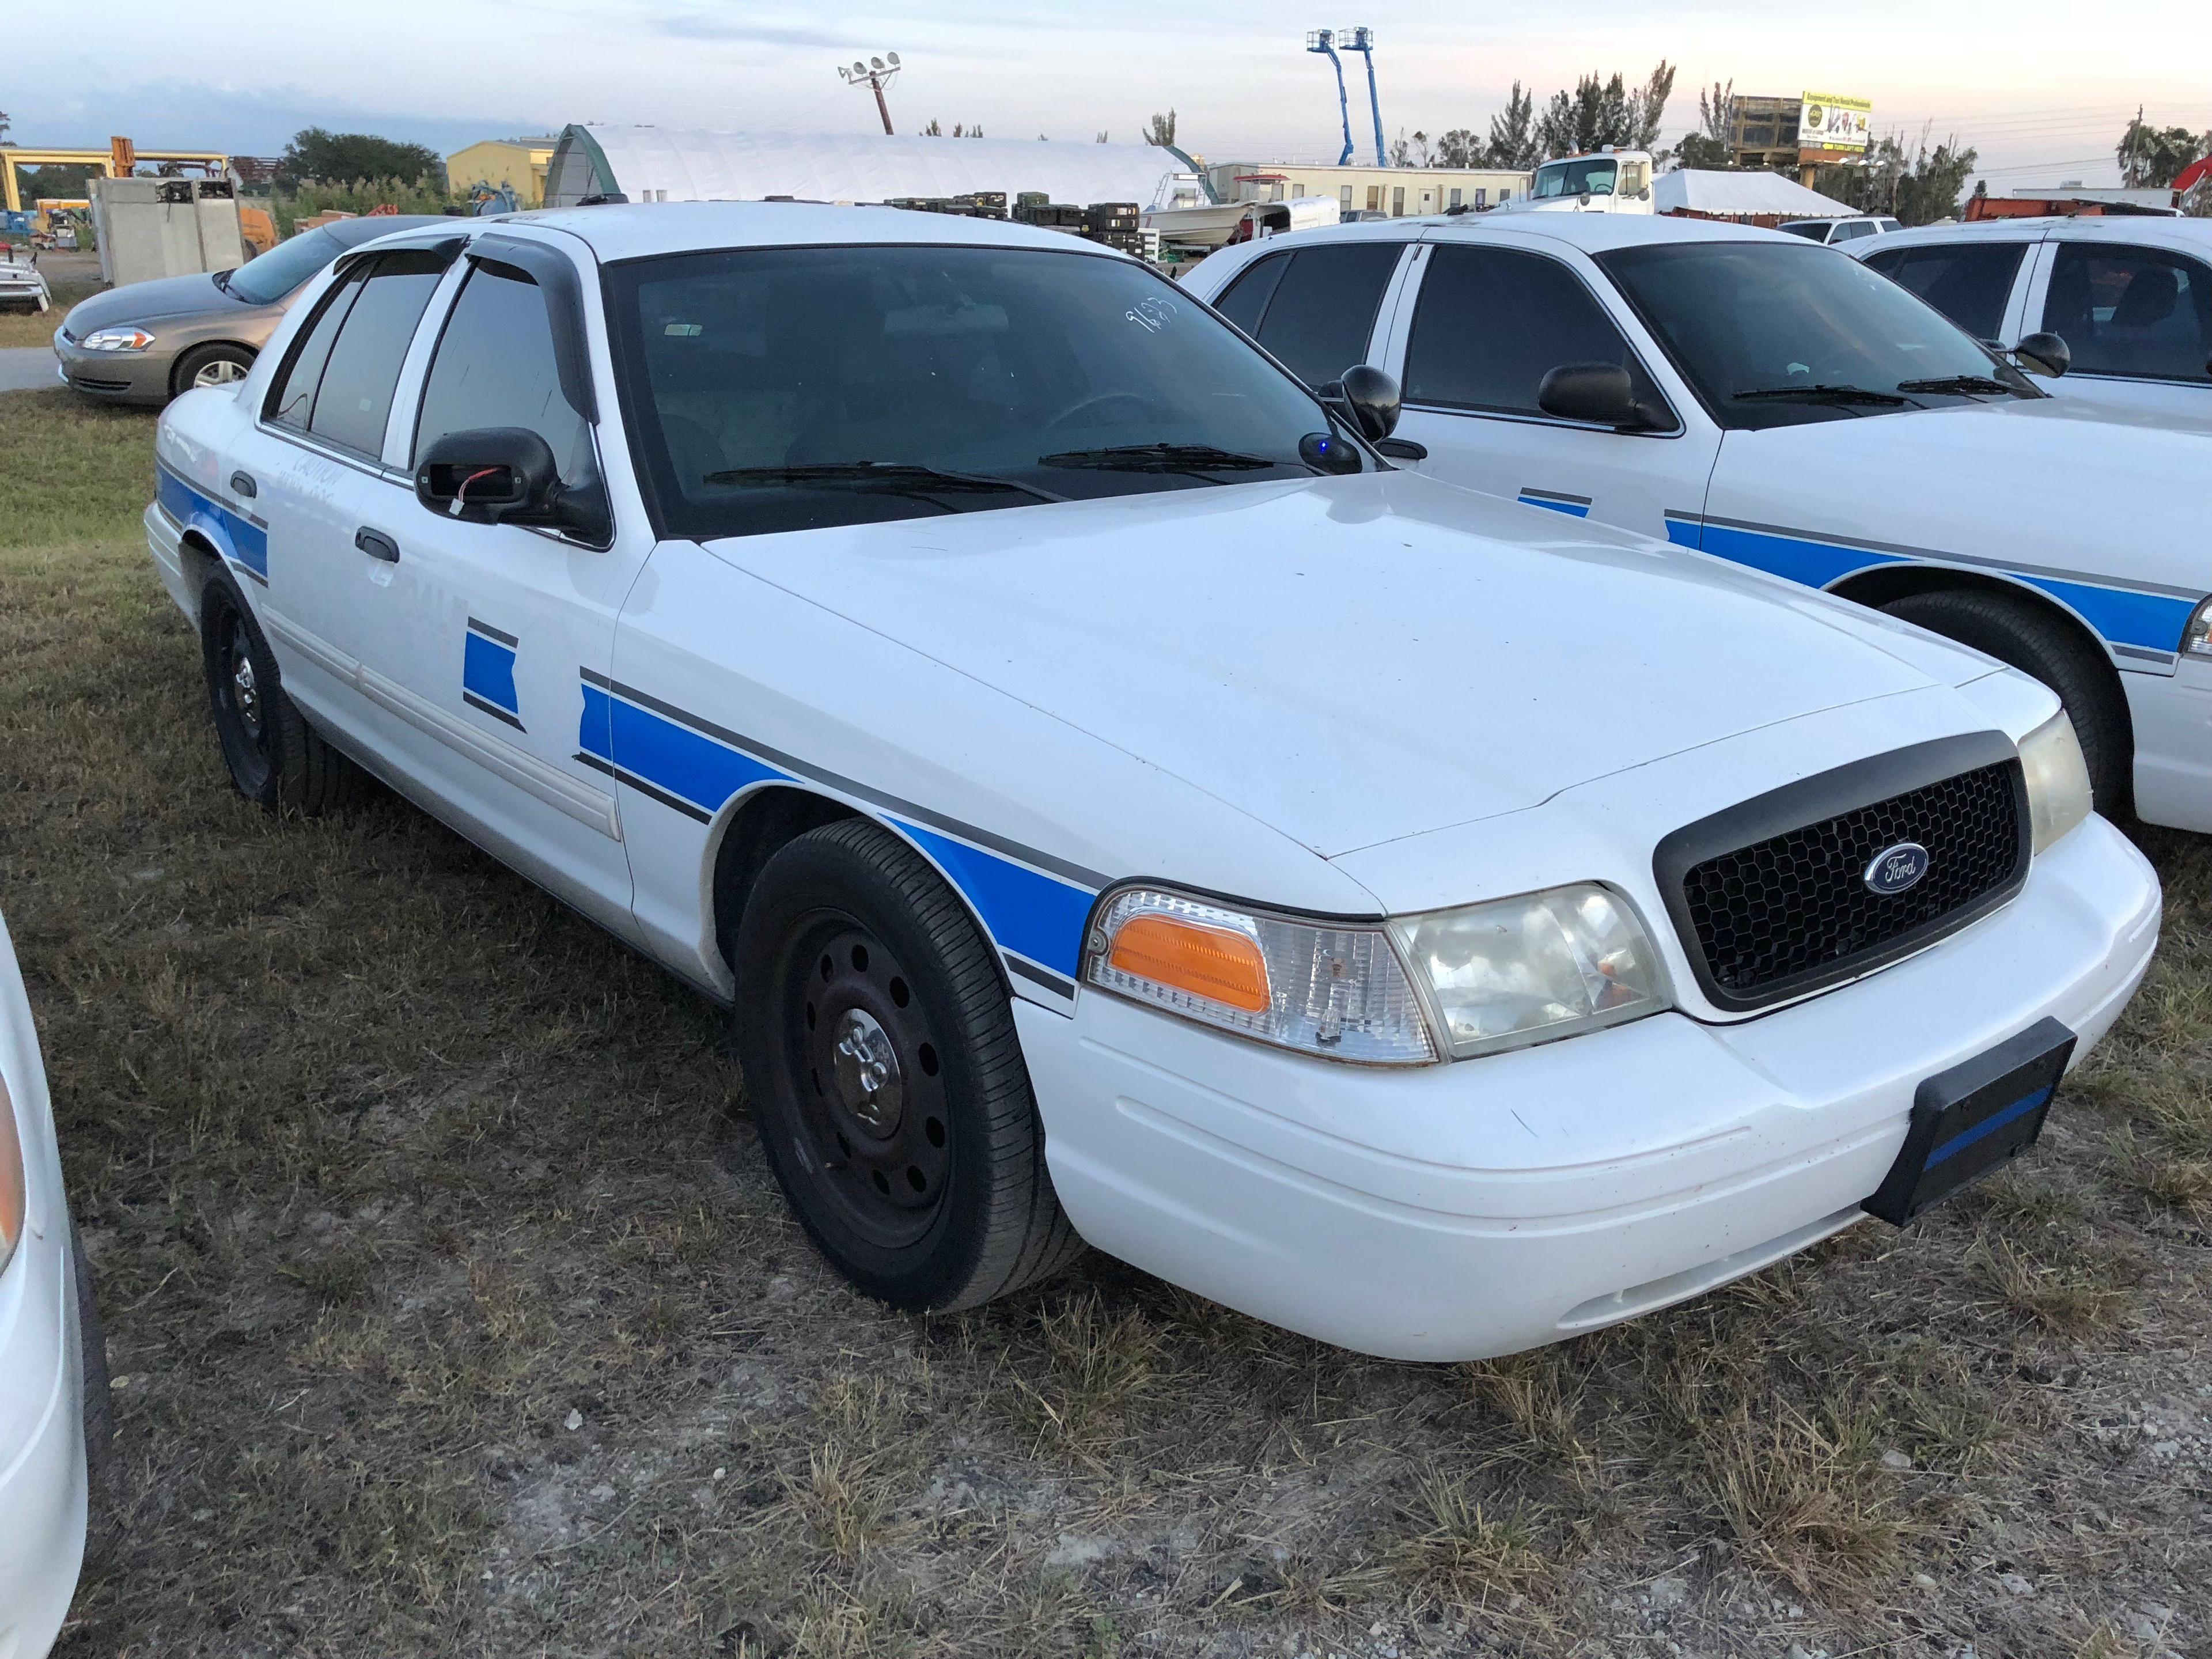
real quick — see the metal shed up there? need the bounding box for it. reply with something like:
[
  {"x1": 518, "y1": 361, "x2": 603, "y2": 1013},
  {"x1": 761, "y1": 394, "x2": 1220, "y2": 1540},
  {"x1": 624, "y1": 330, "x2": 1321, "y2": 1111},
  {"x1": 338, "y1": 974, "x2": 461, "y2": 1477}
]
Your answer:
[{"x1": 545, "y1": 124, "x2": 1213, "y2": 211}]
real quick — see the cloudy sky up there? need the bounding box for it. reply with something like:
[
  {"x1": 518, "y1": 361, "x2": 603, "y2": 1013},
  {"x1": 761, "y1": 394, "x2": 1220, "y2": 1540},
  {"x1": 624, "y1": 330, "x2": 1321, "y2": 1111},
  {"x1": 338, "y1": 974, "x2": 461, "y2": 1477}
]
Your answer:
[{"x1": 7, "y1": 0, "x2": 2204, "y2": 192}]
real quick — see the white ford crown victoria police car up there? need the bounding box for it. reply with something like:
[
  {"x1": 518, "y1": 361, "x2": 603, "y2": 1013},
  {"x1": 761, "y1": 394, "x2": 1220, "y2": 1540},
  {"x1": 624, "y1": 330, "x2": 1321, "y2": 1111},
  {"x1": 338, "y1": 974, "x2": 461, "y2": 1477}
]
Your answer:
[
  {"x1": 1184, "y1": 213, "x2": 2212, "y2": 838},
  {"x1": 147, "y1": 204, "x2": 2159, "y2": 1360}
]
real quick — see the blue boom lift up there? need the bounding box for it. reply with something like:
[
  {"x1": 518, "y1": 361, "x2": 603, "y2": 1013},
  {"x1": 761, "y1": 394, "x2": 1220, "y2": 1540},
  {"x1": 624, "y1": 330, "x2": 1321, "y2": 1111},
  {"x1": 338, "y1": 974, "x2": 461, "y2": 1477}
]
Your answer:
[{"x1": 1305, "y1": 27, "x2": 1386, "y2": 169}]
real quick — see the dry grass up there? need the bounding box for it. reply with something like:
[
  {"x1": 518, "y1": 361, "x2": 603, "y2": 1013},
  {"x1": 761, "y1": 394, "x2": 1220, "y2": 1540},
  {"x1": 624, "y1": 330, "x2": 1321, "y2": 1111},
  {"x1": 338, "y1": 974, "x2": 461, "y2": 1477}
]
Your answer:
[
  {"x1": 6, "y1": 383, "x2": 2211, "y2": 1657},
  {"x1": 0, "y1": 273, "x2": 97, "y2": 348}
]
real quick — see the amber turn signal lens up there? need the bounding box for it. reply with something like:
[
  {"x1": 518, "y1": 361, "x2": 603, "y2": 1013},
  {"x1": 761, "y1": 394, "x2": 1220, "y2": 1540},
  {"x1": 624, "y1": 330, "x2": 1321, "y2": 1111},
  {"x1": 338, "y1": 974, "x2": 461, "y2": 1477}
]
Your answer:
[{"x1": 1107, "y1": 914, "x2": 1272, "y2": 1013}]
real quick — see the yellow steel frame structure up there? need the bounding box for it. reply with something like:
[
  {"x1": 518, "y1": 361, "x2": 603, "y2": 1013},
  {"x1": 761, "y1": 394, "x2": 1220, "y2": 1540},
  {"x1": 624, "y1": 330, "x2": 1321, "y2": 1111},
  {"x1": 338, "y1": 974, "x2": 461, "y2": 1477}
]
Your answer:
[{"x1": 2, "y1": 149, "x2": 233, "y2": 213}]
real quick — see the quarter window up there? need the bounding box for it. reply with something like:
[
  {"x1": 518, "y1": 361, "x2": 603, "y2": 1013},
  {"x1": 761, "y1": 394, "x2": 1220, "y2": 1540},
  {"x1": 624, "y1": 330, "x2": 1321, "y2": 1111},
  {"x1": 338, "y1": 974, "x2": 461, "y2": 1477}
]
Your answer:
[
  {"x1": 1404, "y1": 244, "x2": 1671, "y2": 426},
  {"x1": 415, "y1": 261, "x2": 594, "y2": 484},
  {"x1": 2041, "y1": 243, "x2": 2212, "y2": 382},
  {"x1": 301, "y1": 251, "x2": 448, "y2": 456},
  {"x1": 1211, "y1": 242, "x2": 1404, "y2": 388},
  {"x1": 266, "y1": 264, "x2": 368, "y2": 433},
  {"x1": 1861, "y1": 241, "x2": 2027, "y2": 342}
]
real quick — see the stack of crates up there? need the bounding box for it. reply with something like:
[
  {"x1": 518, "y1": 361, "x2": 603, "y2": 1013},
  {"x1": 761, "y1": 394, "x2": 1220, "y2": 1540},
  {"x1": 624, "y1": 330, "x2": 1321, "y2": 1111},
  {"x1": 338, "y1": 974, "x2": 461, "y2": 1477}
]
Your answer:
[
  {"x1": 1081, "y1": 202, "x2": 1143, "y2": 256},
  {"x1": 1012, "y1": 200, "x2": 1087, "y2": 231},
  {"x1": 955, "y1": 191, "x2": 1007, "y2": 219}
]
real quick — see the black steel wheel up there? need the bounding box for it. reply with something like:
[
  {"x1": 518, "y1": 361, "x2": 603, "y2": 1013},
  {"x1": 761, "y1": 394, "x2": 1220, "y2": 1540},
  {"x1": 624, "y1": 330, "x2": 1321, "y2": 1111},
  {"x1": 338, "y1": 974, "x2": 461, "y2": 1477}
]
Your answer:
[
  {"x1": 199, "y1": 574, "x2": 363, "y2": 815},
  {"x1": 733, "y1": 818, "x2": 1086, "y2": 1311}
]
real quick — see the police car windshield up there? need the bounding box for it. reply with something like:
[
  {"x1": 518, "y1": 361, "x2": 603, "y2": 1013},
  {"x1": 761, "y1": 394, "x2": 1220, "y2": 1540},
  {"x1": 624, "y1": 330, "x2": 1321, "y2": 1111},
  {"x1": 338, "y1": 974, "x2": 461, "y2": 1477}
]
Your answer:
[
  {"x1": 606, "y1": 243, "x2": 1357, "y2": 541},
  {"x1": 1596, "y1": 240, "x2": 2035, "y2": 429},
  {"x1": 1532, "y1": 158, "x2": 1617, "y2": 199}
]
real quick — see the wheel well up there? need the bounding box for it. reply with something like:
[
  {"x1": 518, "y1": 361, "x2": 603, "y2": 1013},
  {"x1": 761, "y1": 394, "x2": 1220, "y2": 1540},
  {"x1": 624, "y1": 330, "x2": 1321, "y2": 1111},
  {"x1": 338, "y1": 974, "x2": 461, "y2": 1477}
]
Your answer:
[
  {"x1": 1828, "y1": 563, "x2": 2118, "y2": 679},
  {"x1": 177, "y1": 531, "x2": 223, "y2": 626},
  {"x1": 710, "y1": 786, "x2": 862, "y2": 972}
]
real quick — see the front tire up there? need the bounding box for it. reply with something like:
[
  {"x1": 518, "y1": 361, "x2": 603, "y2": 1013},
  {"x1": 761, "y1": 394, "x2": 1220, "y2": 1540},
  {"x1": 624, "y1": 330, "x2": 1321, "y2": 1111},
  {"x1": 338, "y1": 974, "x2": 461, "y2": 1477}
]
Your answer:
[
  {"x1": 1882, "y1": 588, "x2": 2133, "y2": 816},
  {"x1": 171, "y1": 342, "x2": 254, "y2": 398},
  {"x1": 199, "y1": 575, "x2": 362, "y2": 815},
  {"x1": 732, "y1": 819, "x2": 1085, "y2": 1312}
]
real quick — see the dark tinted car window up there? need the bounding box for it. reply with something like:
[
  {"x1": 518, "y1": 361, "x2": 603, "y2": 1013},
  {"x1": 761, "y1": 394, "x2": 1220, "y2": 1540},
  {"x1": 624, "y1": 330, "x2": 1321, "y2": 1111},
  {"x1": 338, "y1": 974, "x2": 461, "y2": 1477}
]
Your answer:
[
  {"x1": 1216, "y1": 243, "x2": 1403, "y2": 387},
  {"x1": 1778, "y1": 221, "x2": 1830, "y2": 241},
  {"x1": 1862, "y1": 241, "x2": 2026, "y2": 342},
  {"x1": 267, "y1": 264, "x2": 368, "y2": 431},
  {"x1": 415, "y1": 262, "x2": 593, "y2": 484},
  {"x1": 2041, "y1": 243, "x2": 2212, "y2": 382},
  {"x1": 1600, "y1": 240, "x2": 2028, "y2": 429},
  {"x1": 606, "y1": 243, "x2": 1351, "y2": 541},
  {"x1": 1213, "y1": 252, "x2": 1288, "y2": 338},
  {"x1": 305, "y1": 251, "x2": 448, "y2": 456},
  {"x1": 1405, "y1": 244, "x2": 1670, "y2": 425}
]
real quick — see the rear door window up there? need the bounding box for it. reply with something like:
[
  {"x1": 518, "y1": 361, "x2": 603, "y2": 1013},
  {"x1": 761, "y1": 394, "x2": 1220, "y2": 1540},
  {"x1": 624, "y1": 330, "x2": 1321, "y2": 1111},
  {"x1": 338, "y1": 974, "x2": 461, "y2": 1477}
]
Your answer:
[
  {"x1": 302, "y1": 251, "x2": 449, "y2": 457},
  {"x1": 1403, "y1": 244, "x2": 1672, "y2": 426},
  {"x1": 1861, "y1": 241, "x2": 2027, "y2": 343},
  {"x1": 2040, "y1": 243, "x2": 2212, "y2": 382},
  {"x1": 1211, "y1": 243, "x2": 1404, "y2": 388},
  {"x1": 415, "y1": 261, "x2": 594, "y2": 484}
]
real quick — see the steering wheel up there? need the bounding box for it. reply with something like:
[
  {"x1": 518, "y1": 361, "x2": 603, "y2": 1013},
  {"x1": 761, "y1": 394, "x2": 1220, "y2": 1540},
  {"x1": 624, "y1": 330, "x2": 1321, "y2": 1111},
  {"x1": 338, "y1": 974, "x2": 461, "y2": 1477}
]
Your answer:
[{"x1": 1041, "y1": 391, "x2": 1158, "y2": 433}]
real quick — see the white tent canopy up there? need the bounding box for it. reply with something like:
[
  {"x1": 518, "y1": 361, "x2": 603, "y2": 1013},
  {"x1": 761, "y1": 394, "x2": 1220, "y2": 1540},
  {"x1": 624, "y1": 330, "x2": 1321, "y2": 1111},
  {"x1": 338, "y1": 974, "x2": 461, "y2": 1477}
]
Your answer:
[
  {"x1": 1656, "y1": 169, "x2": 1856, "y2": 219},
  {"x1": 547, "y1": 124, "x2": 1212, "y2": 211}
]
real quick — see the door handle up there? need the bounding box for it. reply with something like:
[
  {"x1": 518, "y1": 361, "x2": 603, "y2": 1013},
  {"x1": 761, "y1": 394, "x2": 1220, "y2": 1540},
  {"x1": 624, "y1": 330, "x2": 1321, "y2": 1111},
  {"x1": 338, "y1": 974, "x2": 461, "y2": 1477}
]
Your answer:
[
  {"x1": 1374, "y1": 437, "x2": 1428, "y2": 461},
  {"x1": 229, "y1": 470, "x2": 257, "y2": 499},
  {"x1": 354, "y1": 528, "x2": 400, "y2": 563}
]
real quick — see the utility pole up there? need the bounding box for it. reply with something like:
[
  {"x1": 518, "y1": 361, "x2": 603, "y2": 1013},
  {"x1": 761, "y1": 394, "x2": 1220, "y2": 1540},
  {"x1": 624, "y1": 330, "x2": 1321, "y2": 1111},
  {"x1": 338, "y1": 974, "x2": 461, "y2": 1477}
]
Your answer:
[{"x1": 837, "y1": 54, "x2": 903, "y2": 135}]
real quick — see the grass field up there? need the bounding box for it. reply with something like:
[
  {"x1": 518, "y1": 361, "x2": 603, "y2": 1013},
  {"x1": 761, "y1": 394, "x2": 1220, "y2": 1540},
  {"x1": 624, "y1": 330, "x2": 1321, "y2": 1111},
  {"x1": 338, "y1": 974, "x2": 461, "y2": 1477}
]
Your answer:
[
  {"x1": 0, "y1": 278, "x2": 98, "y2": 349},
  {"x1": 4, "y1": 384, "x2": 2209, "y2": 1658}
]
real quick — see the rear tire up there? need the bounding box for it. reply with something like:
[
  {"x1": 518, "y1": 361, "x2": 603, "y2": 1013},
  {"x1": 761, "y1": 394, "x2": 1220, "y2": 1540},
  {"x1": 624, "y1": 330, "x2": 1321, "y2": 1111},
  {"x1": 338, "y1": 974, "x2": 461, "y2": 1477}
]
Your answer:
[
  {"x1": 200, "y1": 575, "x2": 363, "y2": 816},
  {"x1": 1882, "y1": 588, "x2": 2133, "y2": 816},
  {"x1": 732, "y1": 819, "x2": 1086, "y2": 1312}
]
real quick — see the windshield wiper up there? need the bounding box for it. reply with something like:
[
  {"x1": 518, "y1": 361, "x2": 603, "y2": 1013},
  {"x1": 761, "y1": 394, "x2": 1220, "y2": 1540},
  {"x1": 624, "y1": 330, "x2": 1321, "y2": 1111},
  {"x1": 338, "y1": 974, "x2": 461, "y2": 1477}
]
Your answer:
[
  {"x1": 1037, "y1": 442, "x2": 1281, "y2": 475},
  {"x1": 1733, "y1": 384, "x2": 1910, "y2": 406},
  {"x1": 699, "y1": 461, "x2": 1066, "y2": 503},
  {"x1": 1893, "y1": 374, "x2": 2020, "y2": 396}
]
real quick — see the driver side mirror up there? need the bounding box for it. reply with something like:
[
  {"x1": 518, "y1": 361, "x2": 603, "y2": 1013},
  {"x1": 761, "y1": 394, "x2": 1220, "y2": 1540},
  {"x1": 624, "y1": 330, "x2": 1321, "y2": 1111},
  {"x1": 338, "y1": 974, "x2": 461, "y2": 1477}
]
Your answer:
[
  {"x1": 1316, "y1": 363, "x2": 1402, "y2": 441},
  {"x1": 2011, "y1": 331, "x2": 2071, "y2": 378},
  {"x1": 1537, "y1": 363, "x2": 1659, "y2": 431},
  {"x1": 415, "y1": 427, "x2": 612, "y2": 544}
]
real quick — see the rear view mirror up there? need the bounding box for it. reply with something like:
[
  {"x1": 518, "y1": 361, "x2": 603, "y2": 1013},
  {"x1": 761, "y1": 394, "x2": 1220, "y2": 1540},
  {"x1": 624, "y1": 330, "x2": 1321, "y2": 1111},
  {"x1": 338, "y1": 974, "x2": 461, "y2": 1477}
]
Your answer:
[
  {"x1": 2012, "y1": 332, "x2": 2071, "y2": 378},
  {"x1": 1316, "y1": 363, "x2": 1402, "y2": 441},
  {"x1": 1537, "y1": 363, "x2": 1656, "y2": 430},
  {"x1": 415, "y1": 427, "x2": 612, "y2": 544}
]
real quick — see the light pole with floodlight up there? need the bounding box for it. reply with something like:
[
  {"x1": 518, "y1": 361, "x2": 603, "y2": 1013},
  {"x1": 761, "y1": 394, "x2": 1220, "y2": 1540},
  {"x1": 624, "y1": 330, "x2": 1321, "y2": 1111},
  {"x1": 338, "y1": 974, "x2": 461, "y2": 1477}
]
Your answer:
[{"x1": 836, "y1": 54, "x2": 903, "y2": 135}]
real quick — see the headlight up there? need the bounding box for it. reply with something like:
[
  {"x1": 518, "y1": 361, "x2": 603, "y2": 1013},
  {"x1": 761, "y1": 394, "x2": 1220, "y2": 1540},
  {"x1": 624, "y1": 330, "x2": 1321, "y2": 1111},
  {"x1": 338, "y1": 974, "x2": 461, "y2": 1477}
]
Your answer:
[
  {"x1": 0, "y1": 1069, "x2": 23, "y2": 1282},
  {"x1": 2018, "y1": 709, "x2": 2092, "y2": 853},
  {"x1": 2186, "y1": 596, "x2": 2212, "y2": 661},
  {"x1": 1391, "y1": 884, "x2": 1669, "y2": 1059},
  {"x1": 83, "y1": 326, "x2": 156, "y2": 351},
  {"x1": 1083, "y1": 881, "x2": 1671, "y2": 1065},
  {"x1": 1084, "y1": 887, "x2": 1437, "y2": 1065}
]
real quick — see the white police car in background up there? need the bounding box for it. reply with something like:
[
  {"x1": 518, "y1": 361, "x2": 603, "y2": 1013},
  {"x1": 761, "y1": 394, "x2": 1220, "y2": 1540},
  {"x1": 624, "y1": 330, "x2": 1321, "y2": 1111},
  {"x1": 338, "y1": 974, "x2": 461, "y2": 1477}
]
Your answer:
[
  {"x1": 1183, "y1": 213, "x2": 2212, "y2": 836},
  {"x1": 0, "y1": 911, "x2": 105, "y2": 1657},
  {"x1": 146, "y1": 203, "x2": 2158, "y2": 1360},
  {"x1": 1851, "y1": 214, "x2": 2212, "y2": 425}
]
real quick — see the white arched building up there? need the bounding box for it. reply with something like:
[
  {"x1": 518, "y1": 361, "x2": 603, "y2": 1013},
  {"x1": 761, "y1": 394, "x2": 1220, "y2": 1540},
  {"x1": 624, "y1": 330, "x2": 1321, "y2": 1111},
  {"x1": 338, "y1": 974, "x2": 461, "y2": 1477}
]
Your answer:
[{"x1": 546, "y1": 124, "x2": 1213, "y2": 212}]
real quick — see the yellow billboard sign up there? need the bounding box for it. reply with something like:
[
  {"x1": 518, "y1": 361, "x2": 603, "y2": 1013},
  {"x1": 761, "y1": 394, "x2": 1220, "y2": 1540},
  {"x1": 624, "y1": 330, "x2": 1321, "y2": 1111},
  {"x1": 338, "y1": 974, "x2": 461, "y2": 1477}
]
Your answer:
[{"x1": 1797, "y1": 93, "x2": 1872, "y2": 154}]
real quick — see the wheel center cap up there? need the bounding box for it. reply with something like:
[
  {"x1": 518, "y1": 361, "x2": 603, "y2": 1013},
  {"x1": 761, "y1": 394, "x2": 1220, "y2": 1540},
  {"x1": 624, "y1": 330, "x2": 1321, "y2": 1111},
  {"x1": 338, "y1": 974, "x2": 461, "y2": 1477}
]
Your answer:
[
  {"x1": 232, "y1": 654, "x2": 260, "y2": 730},
  {"x1": 831, "y1": 1007, "x2": 904, "y2": 1136}
]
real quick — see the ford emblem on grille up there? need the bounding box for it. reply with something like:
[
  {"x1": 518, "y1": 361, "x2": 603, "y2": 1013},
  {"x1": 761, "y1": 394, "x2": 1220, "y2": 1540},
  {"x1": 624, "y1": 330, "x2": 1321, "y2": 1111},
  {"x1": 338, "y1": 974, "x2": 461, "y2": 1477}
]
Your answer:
[{"x1": 1864, "y1": 842, "x2": 1931, "y2": 896}]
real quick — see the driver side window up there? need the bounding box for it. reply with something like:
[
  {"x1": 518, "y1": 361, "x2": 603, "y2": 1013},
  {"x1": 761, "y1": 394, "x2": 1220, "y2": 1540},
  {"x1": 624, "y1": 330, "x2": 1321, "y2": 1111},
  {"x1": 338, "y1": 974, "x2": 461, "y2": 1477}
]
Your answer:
[{"x1": 414, "y1": 263, "x2": 594, "y2": 484}]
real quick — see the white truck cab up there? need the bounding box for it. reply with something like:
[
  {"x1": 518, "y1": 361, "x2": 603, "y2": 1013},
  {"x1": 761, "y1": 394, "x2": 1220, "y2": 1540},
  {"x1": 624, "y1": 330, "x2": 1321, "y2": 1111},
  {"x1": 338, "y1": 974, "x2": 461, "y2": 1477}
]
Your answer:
[{"x1": 1503, "y1": 149, "x2": 1656, "y2": 214}]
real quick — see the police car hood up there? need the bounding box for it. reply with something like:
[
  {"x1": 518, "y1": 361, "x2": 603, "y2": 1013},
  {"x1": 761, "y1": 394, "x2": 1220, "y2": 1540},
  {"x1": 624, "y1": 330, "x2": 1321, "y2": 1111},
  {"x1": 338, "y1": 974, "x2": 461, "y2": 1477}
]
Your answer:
[
  {"x1": 1709, "y1": 396, "x2": 2212, "y2": 603},
  {"x1": 708, "y1": 469, "x2": 1990, "y2": 858}
]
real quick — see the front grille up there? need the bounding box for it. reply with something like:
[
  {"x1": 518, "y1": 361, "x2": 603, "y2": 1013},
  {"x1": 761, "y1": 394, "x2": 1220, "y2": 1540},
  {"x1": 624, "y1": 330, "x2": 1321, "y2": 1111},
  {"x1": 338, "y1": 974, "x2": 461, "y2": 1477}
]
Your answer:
[
  {"x1": 1656, "y1": 738, "x2": 2029, "y2": 1012},
  {"x1": 69, "y1": 373, "x2": 131, "y2": 392}
]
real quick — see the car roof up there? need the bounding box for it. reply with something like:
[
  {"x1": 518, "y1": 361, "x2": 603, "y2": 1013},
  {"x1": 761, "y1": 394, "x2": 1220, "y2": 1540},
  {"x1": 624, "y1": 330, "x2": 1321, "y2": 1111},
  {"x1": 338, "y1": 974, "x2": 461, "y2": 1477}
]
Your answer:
[
  {"x1": 1866, "y1": 214, "x2": 2212, "y2": 253},
  {"x1": 323, "y1": 214, "x2": 456, "y2": 247},
  {"x1": 482, "y1": 200, "x2": 1131, "y2": 264},
  {"x1": 1209, "y1": 207, "x2": 1801, "y2": 267}
]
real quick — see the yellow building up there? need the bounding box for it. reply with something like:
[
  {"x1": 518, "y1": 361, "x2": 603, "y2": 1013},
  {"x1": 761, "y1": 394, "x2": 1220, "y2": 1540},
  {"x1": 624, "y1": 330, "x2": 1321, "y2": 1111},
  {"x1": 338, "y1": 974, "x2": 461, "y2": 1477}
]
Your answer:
[{"x1": 445, "y1": 137, "x2": 558, "y2": 209}]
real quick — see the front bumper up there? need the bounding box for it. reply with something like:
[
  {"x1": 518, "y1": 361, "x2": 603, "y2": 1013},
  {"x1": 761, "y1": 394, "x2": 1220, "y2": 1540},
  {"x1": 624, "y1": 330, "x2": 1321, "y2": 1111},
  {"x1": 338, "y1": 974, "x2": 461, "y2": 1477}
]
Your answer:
[
  {"x1": 51, "y1": 331, "x2": 172, "y2": 403},
  {"x1": 2127, "y1": 658, "x2": 2212, "y2": 834},
  {"x1": 0, "y1": 1225, "x2": 88, "y2": 1659},
  {"x1": 1020, "y1": 815, "x2": 2160, "y2": 1360}
]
